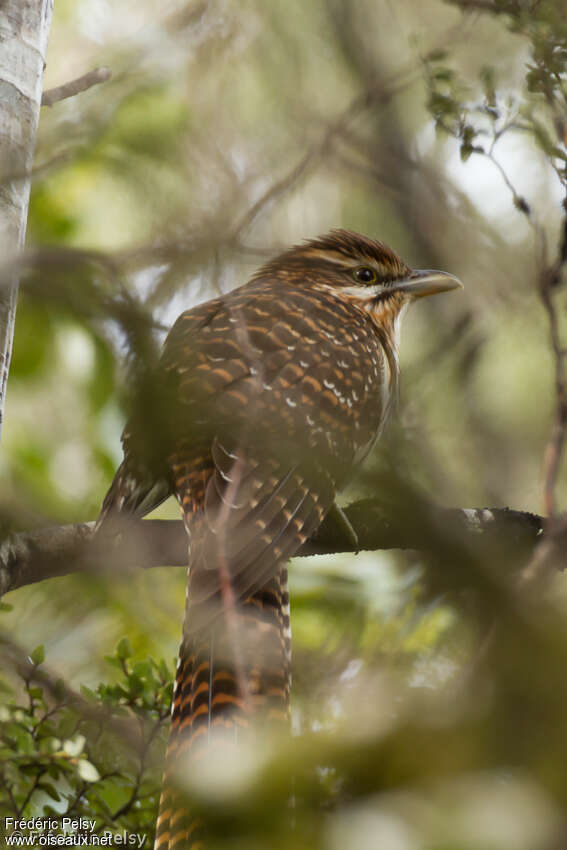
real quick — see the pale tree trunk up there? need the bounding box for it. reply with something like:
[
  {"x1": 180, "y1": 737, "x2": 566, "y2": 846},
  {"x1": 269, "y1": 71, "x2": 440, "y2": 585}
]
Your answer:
[{"x1": 0, "y1": 0, "x2": 53, "y2": 435}]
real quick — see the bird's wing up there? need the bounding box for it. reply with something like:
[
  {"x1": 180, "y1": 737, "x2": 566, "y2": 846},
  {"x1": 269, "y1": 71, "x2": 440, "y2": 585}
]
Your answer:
[
  {"x1": 97, "y1": 458, "x2": 172, "y2": 529},
  {"x1": 161, "y1": 282, "x2": 387, "y2": 613},
  {"x1": 96, "y1": 297, "x2": 225, "y2": 530}
]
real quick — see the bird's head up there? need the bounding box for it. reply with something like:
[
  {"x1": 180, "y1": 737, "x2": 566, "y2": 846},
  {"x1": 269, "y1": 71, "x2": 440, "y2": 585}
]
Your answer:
[{"x1": 255, "y1": 229, "x2": 462, "y2": 326}]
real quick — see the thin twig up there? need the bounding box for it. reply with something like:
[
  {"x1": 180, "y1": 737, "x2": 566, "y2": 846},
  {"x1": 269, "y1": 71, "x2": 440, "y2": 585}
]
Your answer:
[
  {"x1": 230, "y1": 67, "x2": 419, "y2": 239},
  {"x1": 466, "y1": 125, "x2": 566, "y2": 522}
]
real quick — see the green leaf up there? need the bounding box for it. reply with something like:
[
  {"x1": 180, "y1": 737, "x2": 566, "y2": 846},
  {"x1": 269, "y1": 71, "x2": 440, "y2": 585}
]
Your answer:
[
  {"x1": 127, "y1": 675, "x2": 144, "y2": 698},
  {"x1": 12, "y1": 727, "x2": 35, "y2": 756},
  {"x1": 28, "y1": 687, "x2": 44, "y2": 700},
  {"x1": 30, "y1": 645, "x2": 45, "y2": 666},
  {"x1": 56, "y1": 711, "x2": 78, "y2": 739},
  {"x1": 133, "y1": 660, "x2": 152, "y2": 678},
  {"x1": 158, "y1": 659, "x2": 172, "y2": 681},
  {"x1": 37, "y1": 781, "x2": 61, "y2": 802},
  {"x1": 116, "y1": 637, "x2": 133, "y2": 660},
  {"x1": 80, "y1": 684, "x2": 96, "y2": 700},
  {"x1": 47, "y1": 764, "x2": 63, "y2": 780}
]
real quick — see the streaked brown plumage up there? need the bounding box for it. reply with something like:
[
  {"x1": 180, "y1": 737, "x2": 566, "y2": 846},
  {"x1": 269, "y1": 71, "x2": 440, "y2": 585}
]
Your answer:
[{"x1": 97, "y1": 229, "x2": 461, "y2": 850}]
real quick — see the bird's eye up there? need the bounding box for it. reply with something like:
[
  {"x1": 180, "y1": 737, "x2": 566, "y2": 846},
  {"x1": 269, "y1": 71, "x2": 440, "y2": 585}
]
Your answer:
[{"x1": 353, "y1": 266, "x2": 377, "y2": 284}]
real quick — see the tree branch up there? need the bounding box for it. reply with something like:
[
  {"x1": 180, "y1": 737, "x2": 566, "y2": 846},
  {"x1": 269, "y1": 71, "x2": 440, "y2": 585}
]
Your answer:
[
  {"x1": 0, "y1": 501, "x2": 544, "y2": 597},
  {"x1": 41, "y1": 67, "x2": 112, "y2": 107}
]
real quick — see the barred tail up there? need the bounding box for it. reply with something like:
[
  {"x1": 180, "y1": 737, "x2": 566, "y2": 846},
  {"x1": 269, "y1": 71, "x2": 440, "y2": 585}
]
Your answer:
[{"x1": 154, "y1": 566, "x2": 291, "y2": 850}]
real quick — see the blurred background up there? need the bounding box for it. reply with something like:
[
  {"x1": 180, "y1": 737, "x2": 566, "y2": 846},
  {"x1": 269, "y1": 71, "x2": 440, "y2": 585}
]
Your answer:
[{"x1": 3, "y1": 0, "x2": 567, "y2": 847}]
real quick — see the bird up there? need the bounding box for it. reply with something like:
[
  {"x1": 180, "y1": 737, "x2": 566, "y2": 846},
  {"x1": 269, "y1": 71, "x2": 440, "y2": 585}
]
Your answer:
[{"x1": 96, "y1": 229, "x2": 462, "y2": 850}]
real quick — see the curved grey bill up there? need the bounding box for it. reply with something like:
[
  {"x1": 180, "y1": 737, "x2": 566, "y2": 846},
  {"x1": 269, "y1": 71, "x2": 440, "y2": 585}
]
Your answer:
[{"x1": 391, "y1": 269, "x2": 463, "y2": 298}]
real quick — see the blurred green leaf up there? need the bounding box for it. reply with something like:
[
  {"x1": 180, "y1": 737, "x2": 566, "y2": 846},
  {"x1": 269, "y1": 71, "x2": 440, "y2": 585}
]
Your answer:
[
  {"x1": 10, "y1": 300, "x2": 55, "y2": 380},
  {"x1": 30, "y1": 645, "x2": 45, "y2": 666},
  {"x1": 116, "y1": 637, "x2": 133, "y2": 660}
]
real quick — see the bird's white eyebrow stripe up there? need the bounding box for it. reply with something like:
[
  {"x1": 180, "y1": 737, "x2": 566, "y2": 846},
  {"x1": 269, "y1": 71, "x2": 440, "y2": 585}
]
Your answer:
[{"x1": 329, "y1": 283, "x2": 385, "y2": 298}]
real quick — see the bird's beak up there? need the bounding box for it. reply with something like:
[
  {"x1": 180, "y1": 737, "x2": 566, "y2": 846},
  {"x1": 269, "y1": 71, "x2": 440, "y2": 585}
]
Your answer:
[{"x1": 390, "y1": 269, "x2": 463, "y2": 299}]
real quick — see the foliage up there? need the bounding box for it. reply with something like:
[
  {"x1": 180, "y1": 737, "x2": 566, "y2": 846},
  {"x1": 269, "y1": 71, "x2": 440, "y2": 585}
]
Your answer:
[
  {"x1": 427, "y1": 0, "x2": 567, "y2": 194},
  {"x1": 0, "y1": 632, "x2": 171, "y2": 845}
]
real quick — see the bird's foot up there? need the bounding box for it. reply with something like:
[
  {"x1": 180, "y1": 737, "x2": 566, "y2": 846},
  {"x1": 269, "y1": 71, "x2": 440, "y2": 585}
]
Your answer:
[{"x1": 328, "y1": 502, "x2": 360, "y2": 554}]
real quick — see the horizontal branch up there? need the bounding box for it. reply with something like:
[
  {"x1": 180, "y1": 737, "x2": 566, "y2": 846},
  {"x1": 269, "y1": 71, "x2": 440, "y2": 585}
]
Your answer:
[{"x1": 0, "y1": 501, "x2": 544, "y2": 596}]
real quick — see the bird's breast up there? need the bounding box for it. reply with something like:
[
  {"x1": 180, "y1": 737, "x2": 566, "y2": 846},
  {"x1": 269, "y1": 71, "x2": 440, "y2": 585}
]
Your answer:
[{"x1": 170, "y1": 281, "x2": 398, "y2": 476}]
